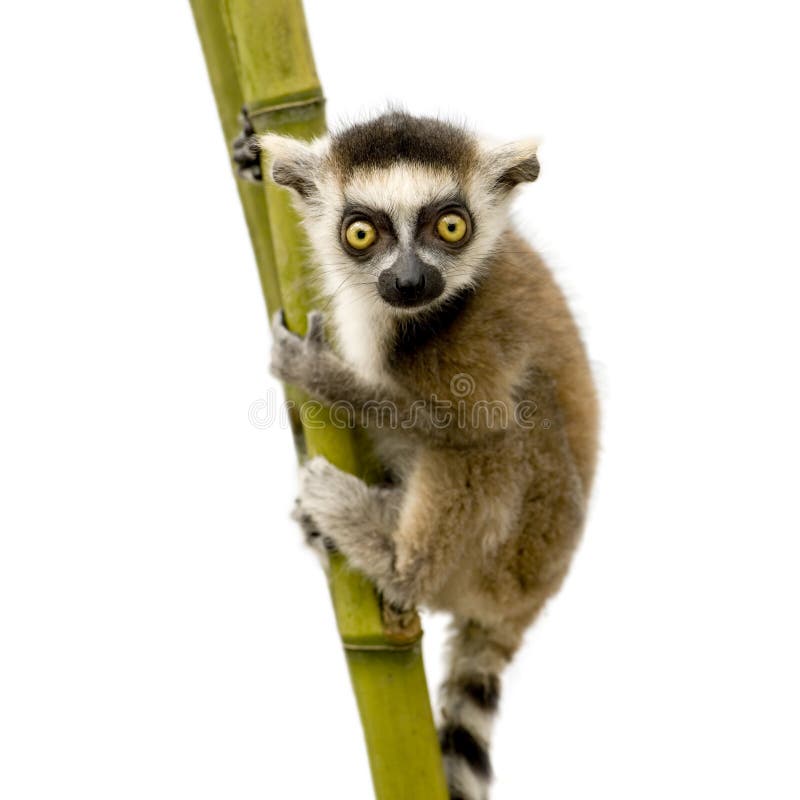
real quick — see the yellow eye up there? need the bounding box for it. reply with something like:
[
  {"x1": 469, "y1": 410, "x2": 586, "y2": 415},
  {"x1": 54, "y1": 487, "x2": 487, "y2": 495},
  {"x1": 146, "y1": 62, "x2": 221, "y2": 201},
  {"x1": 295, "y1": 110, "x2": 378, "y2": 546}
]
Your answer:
[
  {"x1": 345, "y1": 220, "x2": 377, "y2": 250},
  {"x1": 436, "y1": 213, "x2": 468, "y2": 243}
]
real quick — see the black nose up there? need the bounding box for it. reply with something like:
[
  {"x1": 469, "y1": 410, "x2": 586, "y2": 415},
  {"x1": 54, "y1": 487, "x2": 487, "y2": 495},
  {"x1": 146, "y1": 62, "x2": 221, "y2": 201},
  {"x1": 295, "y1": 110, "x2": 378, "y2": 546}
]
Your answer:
[
  {"x1": 377, "y1": 254, "x2": 445, "y2": 308},
  {"x1": 395, "y1": 273, "x2": 426, "y2": 293}
]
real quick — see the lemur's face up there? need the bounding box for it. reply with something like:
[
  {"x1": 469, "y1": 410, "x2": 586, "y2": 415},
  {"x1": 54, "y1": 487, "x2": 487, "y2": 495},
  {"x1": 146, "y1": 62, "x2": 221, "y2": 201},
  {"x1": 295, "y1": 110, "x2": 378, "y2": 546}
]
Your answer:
[
  {"x1": 262, "y1": 113, "x2": 539, "y2": 316},
  {"x1": 335, "y1": 164, "x2": 473, "y2": 309}
]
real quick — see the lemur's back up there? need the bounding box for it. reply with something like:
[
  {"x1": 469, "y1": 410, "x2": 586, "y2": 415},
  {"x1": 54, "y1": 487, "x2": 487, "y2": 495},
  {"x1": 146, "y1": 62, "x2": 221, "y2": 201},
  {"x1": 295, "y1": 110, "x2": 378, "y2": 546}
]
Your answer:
[{"x1": 500, "y1": 232, "x2": 599, "y2": 493}]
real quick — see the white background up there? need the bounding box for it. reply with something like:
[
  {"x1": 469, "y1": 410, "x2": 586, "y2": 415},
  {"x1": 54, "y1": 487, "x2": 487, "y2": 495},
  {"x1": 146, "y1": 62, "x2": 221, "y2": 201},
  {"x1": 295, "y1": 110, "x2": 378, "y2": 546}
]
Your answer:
[{"x1": 1, "y1": 1, "x2": 798, "y2": 798}]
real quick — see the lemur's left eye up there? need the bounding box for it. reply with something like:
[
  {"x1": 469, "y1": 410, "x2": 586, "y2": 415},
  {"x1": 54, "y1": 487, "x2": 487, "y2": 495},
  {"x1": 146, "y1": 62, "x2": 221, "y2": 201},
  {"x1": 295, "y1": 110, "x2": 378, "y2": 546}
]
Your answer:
[
  {"x1": 345, "y1": 220, "x2": 377, "y2": 250},
  {"x1": 436, "y1": 213, "x2": 468, "y2": 243}
]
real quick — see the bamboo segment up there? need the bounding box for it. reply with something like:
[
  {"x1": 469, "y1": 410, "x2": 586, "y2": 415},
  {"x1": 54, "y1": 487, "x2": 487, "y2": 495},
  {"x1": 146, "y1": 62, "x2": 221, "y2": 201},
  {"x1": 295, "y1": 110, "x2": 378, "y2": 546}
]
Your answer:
[
  {"x1": 189, "y1": 0, "x2": 282, "y2": 316},
  {"x1": 188, "y1": 1, "x2": 448, "y2": 797}
]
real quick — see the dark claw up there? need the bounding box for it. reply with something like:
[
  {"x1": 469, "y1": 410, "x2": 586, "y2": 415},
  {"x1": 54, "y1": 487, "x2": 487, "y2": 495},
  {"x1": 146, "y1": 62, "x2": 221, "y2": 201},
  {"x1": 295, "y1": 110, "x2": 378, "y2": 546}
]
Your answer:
[{"x1": 231, "y1": 107, "x2": 262, "y2": 183}]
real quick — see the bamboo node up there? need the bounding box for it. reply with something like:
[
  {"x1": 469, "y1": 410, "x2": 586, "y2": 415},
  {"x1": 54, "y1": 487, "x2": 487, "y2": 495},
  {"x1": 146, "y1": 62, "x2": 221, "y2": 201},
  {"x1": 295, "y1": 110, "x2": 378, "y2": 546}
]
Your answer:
[{"x1": 245, "y1": 90, "x2": 326, "y2": 133}]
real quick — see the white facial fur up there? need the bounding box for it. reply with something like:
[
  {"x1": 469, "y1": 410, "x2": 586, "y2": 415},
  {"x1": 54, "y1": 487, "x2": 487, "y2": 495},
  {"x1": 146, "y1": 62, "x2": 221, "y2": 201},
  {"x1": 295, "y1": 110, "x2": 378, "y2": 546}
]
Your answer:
[{"x1": 260, "y1": 132, "x2": 537, "y2": 378}]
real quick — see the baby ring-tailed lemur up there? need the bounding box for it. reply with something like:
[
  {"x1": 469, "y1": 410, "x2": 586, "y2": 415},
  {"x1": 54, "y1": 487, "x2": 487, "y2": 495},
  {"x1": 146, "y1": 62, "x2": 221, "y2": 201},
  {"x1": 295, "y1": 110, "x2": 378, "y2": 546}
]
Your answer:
[{"x1": 242, "y1": 111, "x2": 598, "y2": 800}]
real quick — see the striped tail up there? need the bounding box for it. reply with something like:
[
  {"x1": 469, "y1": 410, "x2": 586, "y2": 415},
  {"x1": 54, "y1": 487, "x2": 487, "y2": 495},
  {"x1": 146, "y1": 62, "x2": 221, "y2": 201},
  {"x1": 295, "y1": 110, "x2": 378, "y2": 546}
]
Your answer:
[{"x1": 439, "y1": 620, "x2": 518, "y2": 800}]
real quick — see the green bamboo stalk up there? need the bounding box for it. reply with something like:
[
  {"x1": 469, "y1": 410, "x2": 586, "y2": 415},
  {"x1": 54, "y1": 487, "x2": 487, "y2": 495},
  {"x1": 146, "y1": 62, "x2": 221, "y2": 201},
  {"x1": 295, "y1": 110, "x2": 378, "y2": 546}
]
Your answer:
[
  {"x1": 189, "y1": 0, "x2": 281, "y2": 316},
  {"x1": 188, "y1": 2, "x2": 448, "y2": 797}
]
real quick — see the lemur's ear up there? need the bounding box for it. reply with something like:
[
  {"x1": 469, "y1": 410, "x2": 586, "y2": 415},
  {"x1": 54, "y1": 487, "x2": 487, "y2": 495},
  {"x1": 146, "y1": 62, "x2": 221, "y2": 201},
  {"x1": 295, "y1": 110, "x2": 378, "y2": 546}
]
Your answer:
[
  {"x1": 259, "y1": 133, "x2": 324, "y2": 199},
  {"x1": 483, "y1": 139, "x2": 540, "y2": 193}
]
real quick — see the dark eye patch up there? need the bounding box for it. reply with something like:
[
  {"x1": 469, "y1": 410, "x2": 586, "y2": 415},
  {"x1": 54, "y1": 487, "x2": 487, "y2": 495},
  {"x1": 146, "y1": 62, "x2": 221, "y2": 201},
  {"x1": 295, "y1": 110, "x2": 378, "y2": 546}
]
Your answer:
[
  {"x1": 339, "y1": 204, "x2": 397, "y2": 258},
  {"x1": 416, "y1": 197, "x2": 474, "y2": 248}
]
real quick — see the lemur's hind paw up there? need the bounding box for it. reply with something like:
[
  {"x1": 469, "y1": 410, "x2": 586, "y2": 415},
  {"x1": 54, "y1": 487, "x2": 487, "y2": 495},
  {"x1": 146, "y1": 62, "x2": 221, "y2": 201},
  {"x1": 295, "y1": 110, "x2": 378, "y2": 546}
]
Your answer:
[
  {"x1": 291, "y1": 499, "x2": 338, "y2": 558},
  {"x1": 292, "y1": 456, "x2": 356, "y2": 557},
  {"x1": 231, "y1": 107, "x2": 262, "y2": 183}
]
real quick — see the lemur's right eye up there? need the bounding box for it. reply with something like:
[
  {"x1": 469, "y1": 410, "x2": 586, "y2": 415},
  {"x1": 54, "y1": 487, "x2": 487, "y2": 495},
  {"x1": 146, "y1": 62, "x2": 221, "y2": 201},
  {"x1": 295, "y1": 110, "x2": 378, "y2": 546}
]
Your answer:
[{"x1": 345, "y1": 220, "x2": 377, "y2": 250}]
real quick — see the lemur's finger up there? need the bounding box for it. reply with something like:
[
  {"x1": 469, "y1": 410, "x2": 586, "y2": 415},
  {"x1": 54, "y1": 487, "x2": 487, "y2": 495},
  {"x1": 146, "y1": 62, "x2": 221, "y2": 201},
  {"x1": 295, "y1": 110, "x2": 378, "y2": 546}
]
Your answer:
[
  {"x1": 272, "y1": 309, "x2": 303, "y2": 346},
  {"x1": 306, "y1": 311, "x2": 325, "y2": 346},
  {"x1": 245, "y1": 135, "x2": 262, "y2": 158},
  {"x1": 271, "y1": 309, "x2": 289, "y2": 338},
  {"x1": 237, "y1": 106, "x2": 256, "y2": 135},
  {"x1": 236, "y1": 164, "x2": 262, "y2": 183},
  {"x1": 232, "y1": 135, "x2": 259, "y2": 162}
]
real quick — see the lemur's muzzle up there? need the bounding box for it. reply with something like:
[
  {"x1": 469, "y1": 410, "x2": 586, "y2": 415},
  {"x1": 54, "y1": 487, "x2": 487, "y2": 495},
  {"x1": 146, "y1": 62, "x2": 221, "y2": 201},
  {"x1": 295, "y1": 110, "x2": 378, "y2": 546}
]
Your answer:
[{"x1": 377, "y1": 252, "x2": 445, "y2": 309}]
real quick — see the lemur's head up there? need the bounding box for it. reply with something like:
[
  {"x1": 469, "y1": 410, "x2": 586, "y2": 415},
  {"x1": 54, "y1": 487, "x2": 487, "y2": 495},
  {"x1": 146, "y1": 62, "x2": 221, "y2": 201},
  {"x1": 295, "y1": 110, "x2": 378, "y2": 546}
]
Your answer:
[{"x1": 261, "y1": 111, "x2": 539, "y2": 313}]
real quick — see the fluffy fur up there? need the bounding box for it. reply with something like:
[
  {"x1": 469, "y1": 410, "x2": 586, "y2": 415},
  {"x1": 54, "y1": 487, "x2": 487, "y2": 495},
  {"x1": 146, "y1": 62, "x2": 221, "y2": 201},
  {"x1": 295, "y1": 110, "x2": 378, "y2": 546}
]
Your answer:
[{"x1": 261, "y1": 112, "x2": 598, "y2": 800}]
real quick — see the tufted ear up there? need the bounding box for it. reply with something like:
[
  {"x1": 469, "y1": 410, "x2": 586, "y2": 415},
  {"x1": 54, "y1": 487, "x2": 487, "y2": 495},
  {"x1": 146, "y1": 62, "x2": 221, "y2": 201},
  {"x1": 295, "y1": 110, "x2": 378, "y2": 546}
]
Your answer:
[
  {"x1": 259, "y1": 133, "x2": 325, "y2": 199},
  {"x1": 482, "y1": 139, "x2": 540, "y2": 193}
]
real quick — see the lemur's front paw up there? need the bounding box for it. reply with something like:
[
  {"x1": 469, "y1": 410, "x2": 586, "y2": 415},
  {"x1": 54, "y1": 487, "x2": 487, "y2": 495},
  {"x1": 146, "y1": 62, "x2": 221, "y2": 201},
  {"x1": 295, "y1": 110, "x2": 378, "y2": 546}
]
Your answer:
[
  {"x1": 231, "y1": 107, "x2": 262, "y2": 183},
  {"x1": 270, "y1": 309, "x2": 328, "y2": 387}
]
